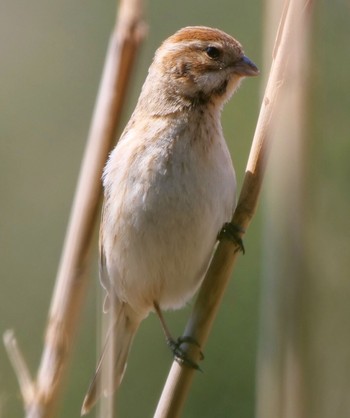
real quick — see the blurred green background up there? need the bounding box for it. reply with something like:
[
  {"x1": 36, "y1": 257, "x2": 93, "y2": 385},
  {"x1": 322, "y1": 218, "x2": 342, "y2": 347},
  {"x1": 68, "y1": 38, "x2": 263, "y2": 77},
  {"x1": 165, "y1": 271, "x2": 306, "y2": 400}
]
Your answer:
[{"x1": 1, "y1": 1, "x2": 349, "y2": 417}]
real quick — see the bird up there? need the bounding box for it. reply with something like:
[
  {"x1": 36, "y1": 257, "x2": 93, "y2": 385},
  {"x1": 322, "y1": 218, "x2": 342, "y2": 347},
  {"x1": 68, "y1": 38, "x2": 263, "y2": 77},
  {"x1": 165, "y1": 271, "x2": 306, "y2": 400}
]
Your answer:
[{"x1": 81, "y1": 25, "x2": 259, "y2": 415}]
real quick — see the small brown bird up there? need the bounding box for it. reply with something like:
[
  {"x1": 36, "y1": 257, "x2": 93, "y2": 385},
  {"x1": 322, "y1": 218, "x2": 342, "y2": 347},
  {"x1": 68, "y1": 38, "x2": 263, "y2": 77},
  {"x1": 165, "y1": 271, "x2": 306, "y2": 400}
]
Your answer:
[{"x1": 82, "y1": 26, "x2": 258, "y2": 414}]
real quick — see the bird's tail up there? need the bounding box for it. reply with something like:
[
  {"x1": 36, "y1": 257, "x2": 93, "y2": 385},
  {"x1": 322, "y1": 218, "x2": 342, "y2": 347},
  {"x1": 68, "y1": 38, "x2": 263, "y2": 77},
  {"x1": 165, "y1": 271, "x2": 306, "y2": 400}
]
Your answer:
[{"x1": 81, "y1": 305, "x2": 140, "y2": 415}]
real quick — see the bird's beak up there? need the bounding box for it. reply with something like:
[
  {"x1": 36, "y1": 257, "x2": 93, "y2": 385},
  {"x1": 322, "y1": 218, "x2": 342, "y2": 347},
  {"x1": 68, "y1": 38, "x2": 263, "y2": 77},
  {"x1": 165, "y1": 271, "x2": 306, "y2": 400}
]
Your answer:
[{"x1": 234, "y1": 55, "x2": 259, "y2": 77}]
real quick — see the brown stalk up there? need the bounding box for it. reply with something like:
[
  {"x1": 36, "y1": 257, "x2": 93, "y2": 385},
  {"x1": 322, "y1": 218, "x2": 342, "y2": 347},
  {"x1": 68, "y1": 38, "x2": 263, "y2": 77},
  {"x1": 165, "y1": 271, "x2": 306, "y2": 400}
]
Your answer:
[
  {"x1": 154, "y1": 0, "x2": 312, "y2": 417},
  {"x1": 256, "y1": 0, "x2": 313, "y2": 416},
  {"x1": 4, "y1": 1, "x2": 146, "y2": 417}
]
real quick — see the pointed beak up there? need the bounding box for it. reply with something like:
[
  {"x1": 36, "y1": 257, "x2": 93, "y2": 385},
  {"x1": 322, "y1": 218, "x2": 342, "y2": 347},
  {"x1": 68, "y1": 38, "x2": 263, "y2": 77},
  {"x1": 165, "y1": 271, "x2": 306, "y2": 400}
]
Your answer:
[{"x1": 234, "y1": 55, "x2": 259, "y2": 77}]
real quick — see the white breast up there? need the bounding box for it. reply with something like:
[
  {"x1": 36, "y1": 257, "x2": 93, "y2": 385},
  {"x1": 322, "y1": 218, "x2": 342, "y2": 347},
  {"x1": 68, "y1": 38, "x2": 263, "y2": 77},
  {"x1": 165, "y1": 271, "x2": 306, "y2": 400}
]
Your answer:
[{"x1": 102, "y1": 110, "x2": 236, "y2": 315}]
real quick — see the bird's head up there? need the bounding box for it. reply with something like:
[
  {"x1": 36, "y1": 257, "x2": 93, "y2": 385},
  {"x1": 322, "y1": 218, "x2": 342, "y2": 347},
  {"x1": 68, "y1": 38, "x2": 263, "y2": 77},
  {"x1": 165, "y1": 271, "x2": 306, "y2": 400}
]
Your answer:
[{"x1": 151, "y1": 26, "x2": 259, "y2": 107}]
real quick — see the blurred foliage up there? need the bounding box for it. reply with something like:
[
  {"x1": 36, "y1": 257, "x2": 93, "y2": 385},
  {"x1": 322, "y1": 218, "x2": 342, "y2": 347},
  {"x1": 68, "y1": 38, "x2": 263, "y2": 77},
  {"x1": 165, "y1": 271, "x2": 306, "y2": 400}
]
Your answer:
[
  {"x1": 304, "y1": 2, "x2": 350, "y2": 417},
  {"x1": 0, "y1": 0, "x2": 349, "y2": 417}
]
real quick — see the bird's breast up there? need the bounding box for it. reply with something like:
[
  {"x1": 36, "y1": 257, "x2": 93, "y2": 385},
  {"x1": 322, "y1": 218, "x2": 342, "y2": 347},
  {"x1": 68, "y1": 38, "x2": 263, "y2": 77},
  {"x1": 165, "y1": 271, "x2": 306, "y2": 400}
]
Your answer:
[{"x1": 102, "y1": 112, "x2": 236, "y2": 311}]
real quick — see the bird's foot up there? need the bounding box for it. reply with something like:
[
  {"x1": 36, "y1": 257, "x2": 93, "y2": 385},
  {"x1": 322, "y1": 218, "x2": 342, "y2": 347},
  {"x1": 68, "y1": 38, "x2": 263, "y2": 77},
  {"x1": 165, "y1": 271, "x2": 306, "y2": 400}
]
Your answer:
[
  {"x1": 218, "y1": 222, "x2": 245, "y2": 254},
  {"x1": 167, "y1": 336, "x2": 204, "y2": 371}
]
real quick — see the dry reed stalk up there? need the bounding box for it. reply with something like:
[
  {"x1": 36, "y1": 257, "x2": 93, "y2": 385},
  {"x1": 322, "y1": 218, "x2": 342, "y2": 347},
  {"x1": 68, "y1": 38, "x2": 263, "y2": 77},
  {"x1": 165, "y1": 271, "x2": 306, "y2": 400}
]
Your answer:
[
  {"x1": 256, "y1": 0, "x2": 313, "y2": 416},
  {"x1": 4, "y1": 1, "x2": 146, "y2": 417},
  {"x1": 154, "y1": 0, "x2": 313, "y2": 417}
]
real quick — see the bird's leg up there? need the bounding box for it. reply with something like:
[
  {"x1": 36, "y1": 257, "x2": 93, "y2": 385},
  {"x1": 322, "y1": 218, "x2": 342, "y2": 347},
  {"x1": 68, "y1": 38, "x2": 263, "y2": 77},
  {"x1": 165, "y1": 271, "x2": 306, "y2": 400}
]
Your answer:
[
  {"x1": 153, "y1": 302, "x2": 204, "y2": 370},
  {"x1": 218, "y1": 222, "x2": 246, "y2": 254}
]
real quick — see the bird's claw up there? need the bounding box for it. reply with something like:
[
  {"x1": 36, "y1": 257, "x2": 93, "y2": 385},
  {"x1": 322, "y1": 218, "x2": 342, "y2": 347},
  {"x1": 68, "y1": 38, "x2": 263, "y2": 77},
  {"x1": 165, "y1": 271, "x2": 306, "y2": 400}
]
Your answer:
[
  {"x1": 167, "y1": 336, "x2": 204, "y2": 371},
  {"x1": 218, "y1": 222, "x2": 245, "y2": 254}
]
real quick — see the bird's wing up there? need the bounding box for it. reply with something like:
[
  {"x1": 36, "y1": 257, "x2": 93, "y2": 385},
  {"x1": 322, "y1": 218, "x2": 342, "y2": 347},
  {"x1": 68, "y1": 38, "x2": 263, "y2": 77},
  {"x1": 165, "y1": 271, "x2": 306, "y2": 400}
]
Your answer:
[{"x1": 99, "y1": 203, "x2": 112, "y2": 313}]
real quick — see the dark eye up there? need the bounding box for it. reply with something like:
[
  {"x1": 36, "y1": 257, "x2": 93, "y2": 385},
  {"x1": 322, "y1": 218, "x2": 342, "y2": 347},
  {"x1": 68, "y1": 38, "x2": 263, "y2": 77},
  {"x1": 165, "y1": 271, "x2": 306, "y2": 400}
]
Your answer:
[{"x1": 205, "y1": 46, "x2": 221, "y2": 59}]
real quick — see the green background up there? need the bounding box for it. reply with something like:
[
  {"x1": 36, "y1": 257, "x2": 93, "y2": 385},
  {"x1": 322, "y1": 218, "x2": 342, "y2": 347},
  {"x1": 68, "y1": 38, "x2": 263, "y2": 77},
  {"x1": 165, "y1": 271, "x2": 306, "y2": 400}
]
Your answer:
[{"x1": 1, "y1": 1, "x2": 349, "y2": 417}]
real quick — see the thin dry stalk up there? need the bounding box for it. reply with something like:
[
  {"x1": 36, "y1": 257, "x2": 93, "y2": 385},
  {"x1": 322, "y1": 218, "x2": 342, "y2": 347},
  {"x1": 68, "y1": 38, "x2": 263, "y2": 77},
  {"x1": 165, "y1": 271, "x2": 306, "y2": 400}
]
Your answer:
[
  {"x1": 154, "y1": 0, "x2": 312, "y2": 417},
  {"x1": 3, "y1": 330, "x2": 35, "y2": 406},
  {"x1": 4, "y1": 1, "x2": 146, "y2": 418},
  {"x1": 256, "y1": 0, "x2": 313, "y2": 416}
]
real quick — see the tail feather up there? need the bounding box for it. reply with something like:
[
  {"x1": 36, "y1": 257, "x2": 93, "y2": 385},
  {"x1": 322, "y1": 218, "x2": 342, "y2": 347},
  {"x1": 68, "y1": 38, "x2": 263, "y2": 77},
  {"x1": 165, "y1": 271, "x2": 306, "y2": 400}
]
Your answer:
[{"x1": 81, "y1": 306, "x2": 139, "y2": 415}]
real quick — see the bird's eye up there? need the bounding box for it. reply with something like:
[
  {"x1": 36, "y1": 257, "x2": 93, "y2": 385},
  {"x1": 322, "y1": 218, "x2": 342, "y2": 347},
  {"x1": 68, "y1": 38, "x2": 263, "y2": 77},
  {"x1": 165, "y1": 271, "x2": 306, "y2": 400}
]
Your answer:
[{"x1": 205, "y1": 46, "x2": 221, "y2": 59}]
